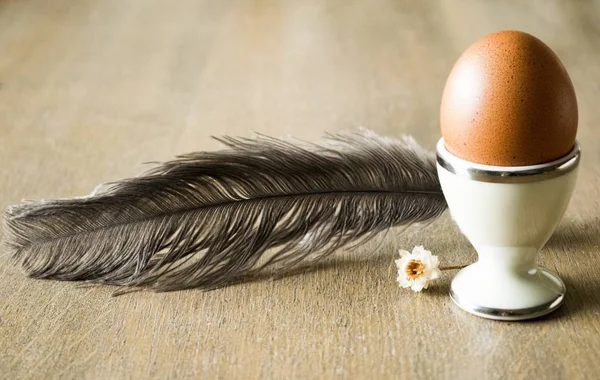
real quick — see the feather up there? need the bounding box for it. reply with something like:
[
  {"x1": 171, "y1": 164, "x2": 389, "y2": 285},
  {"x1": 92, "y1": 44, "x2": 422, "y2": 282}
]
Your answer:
[{"x1": 3, "y1": 130, "x2": 447, "y2": 292}]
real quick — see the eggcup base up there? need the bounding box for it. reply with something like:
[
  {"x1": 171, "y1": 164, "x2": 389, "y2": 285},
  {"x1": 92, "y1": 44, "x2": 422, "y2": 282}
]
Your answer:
[{"x1": 449, "y1": 266, "x2": 565, "y2": 321}]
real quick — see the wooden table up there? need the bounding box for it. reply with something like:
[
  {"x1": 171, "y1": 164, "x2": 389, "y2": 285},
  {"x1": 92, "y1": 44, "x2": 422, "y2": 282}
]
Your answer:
[{"x1": 2, "y1": 1, "x2": 600, "y2": 379}]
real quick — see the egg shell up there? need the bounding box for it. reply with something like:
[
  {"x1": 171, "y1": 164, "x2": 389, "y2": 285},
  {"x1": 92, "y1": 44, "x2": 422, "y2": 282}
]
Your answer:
[{"x1": 440, "y1": 30, "x2": 578, "y2": 166}]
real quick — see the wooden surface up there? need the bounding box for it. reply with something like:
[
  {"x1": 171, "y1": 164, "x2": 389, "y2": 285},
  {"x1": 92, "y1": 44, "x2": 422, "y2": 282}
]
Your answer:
[{"x1": 2, "y1": 1, "x2": 600, "y2": 379}]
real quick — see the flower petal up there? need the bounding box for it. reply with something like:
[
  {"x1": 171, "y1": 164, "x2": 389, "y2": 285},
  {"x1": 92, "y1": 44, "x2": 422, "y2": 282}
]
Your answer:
[
  {"x1": 397, "y1": 274, "x2": 411, "y2": 288},
  {"x1": 410, "y1": 277, "x2": 427, "y2": 292},
  {"x1": 412, "y1": 246, "x2": 427, "y2": 256},
  {"x1": 398, "y1": 249, "x2": 411, "y2": 258},
  {"x1": 429, "y1": 268, "x2": 441, "y2": 280}
]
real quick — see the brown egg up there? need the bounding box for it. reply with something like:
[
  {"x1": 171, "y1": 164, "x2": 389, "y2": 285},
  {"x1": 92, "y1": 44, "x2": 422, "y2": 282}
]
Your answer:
[{"x1": 440, "y1": 30, "x2": 578, "y2": 166}]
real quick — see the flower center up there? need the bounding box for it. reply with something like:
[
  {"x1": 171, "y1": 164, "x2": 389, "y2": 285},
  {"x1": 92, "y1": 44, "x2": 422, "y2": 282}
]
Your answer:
[{"x1": 405, "y1": 260, "x2": 426, "y2": 279}]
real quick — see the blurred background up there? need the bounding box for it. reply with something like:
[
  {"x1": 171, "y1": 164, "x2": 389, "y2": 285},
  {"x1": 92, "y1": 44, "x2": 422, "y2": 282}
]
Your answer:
[
  {"x1": 2, "y1": 0, "x2": 598, "y2": 199},
  {"x1": 2, "y1": 1, "x2": 600, "y2": 379}
]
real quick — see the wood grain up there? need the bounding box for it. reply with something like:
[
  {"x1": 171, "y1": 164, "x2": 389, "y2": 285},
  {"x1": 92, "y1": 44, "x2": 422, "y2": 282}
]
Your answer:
[{"x1": 1, "y1": 1, "x2": 600, "y2": 379}]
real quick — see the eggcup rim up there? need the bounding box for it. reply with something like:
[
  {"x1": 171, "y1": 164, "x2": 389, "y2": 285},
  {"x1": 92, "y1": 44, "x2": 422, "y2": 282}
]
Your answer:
[{"x1": 436, "y1": 138, "x2": 580, "y2": 183}]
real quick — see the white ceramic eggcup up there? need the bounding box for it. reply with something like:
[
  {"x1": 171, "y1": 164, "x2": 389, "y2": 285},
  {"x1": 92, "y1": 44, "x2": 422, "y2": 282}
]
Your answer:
[{"x1": 436, "y1": 139, "x2": 580, "y2": 321}]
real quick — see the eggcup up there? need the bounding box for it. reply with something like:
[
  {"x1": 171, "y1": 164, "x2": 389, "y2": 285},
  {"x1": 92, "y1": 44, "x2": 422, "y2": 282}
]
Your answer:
[{"x1": 436, "y1": 138, "x2": 580, "y2": 321}]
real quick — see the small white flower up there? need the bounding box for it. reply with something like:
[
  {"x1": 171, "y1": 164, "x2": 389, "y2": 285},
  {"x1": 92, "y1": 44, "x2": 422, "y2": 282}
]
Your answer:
[{"x1": 395, "y1": 246, "x2": 441, "y2": 292}]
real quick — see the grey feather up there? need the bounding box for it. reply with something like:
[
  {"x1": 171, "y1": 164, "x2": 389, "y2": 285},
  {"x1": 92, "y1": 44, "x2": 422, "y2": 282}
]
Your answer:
[{"x1": 3, "y1": 130, "x2": 447, "y2": 292}]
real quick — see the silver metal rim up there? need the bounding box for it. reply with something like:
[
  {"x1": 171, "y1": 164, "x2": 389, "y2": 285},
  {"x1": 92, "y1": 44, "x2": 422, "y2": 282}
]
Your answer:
[
  {"x1": 436, "y1": 139, "x2": 580, "y2": 184},
  {"x1": 449, "y1": 267, "x2": 566, "y2": 321}
]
